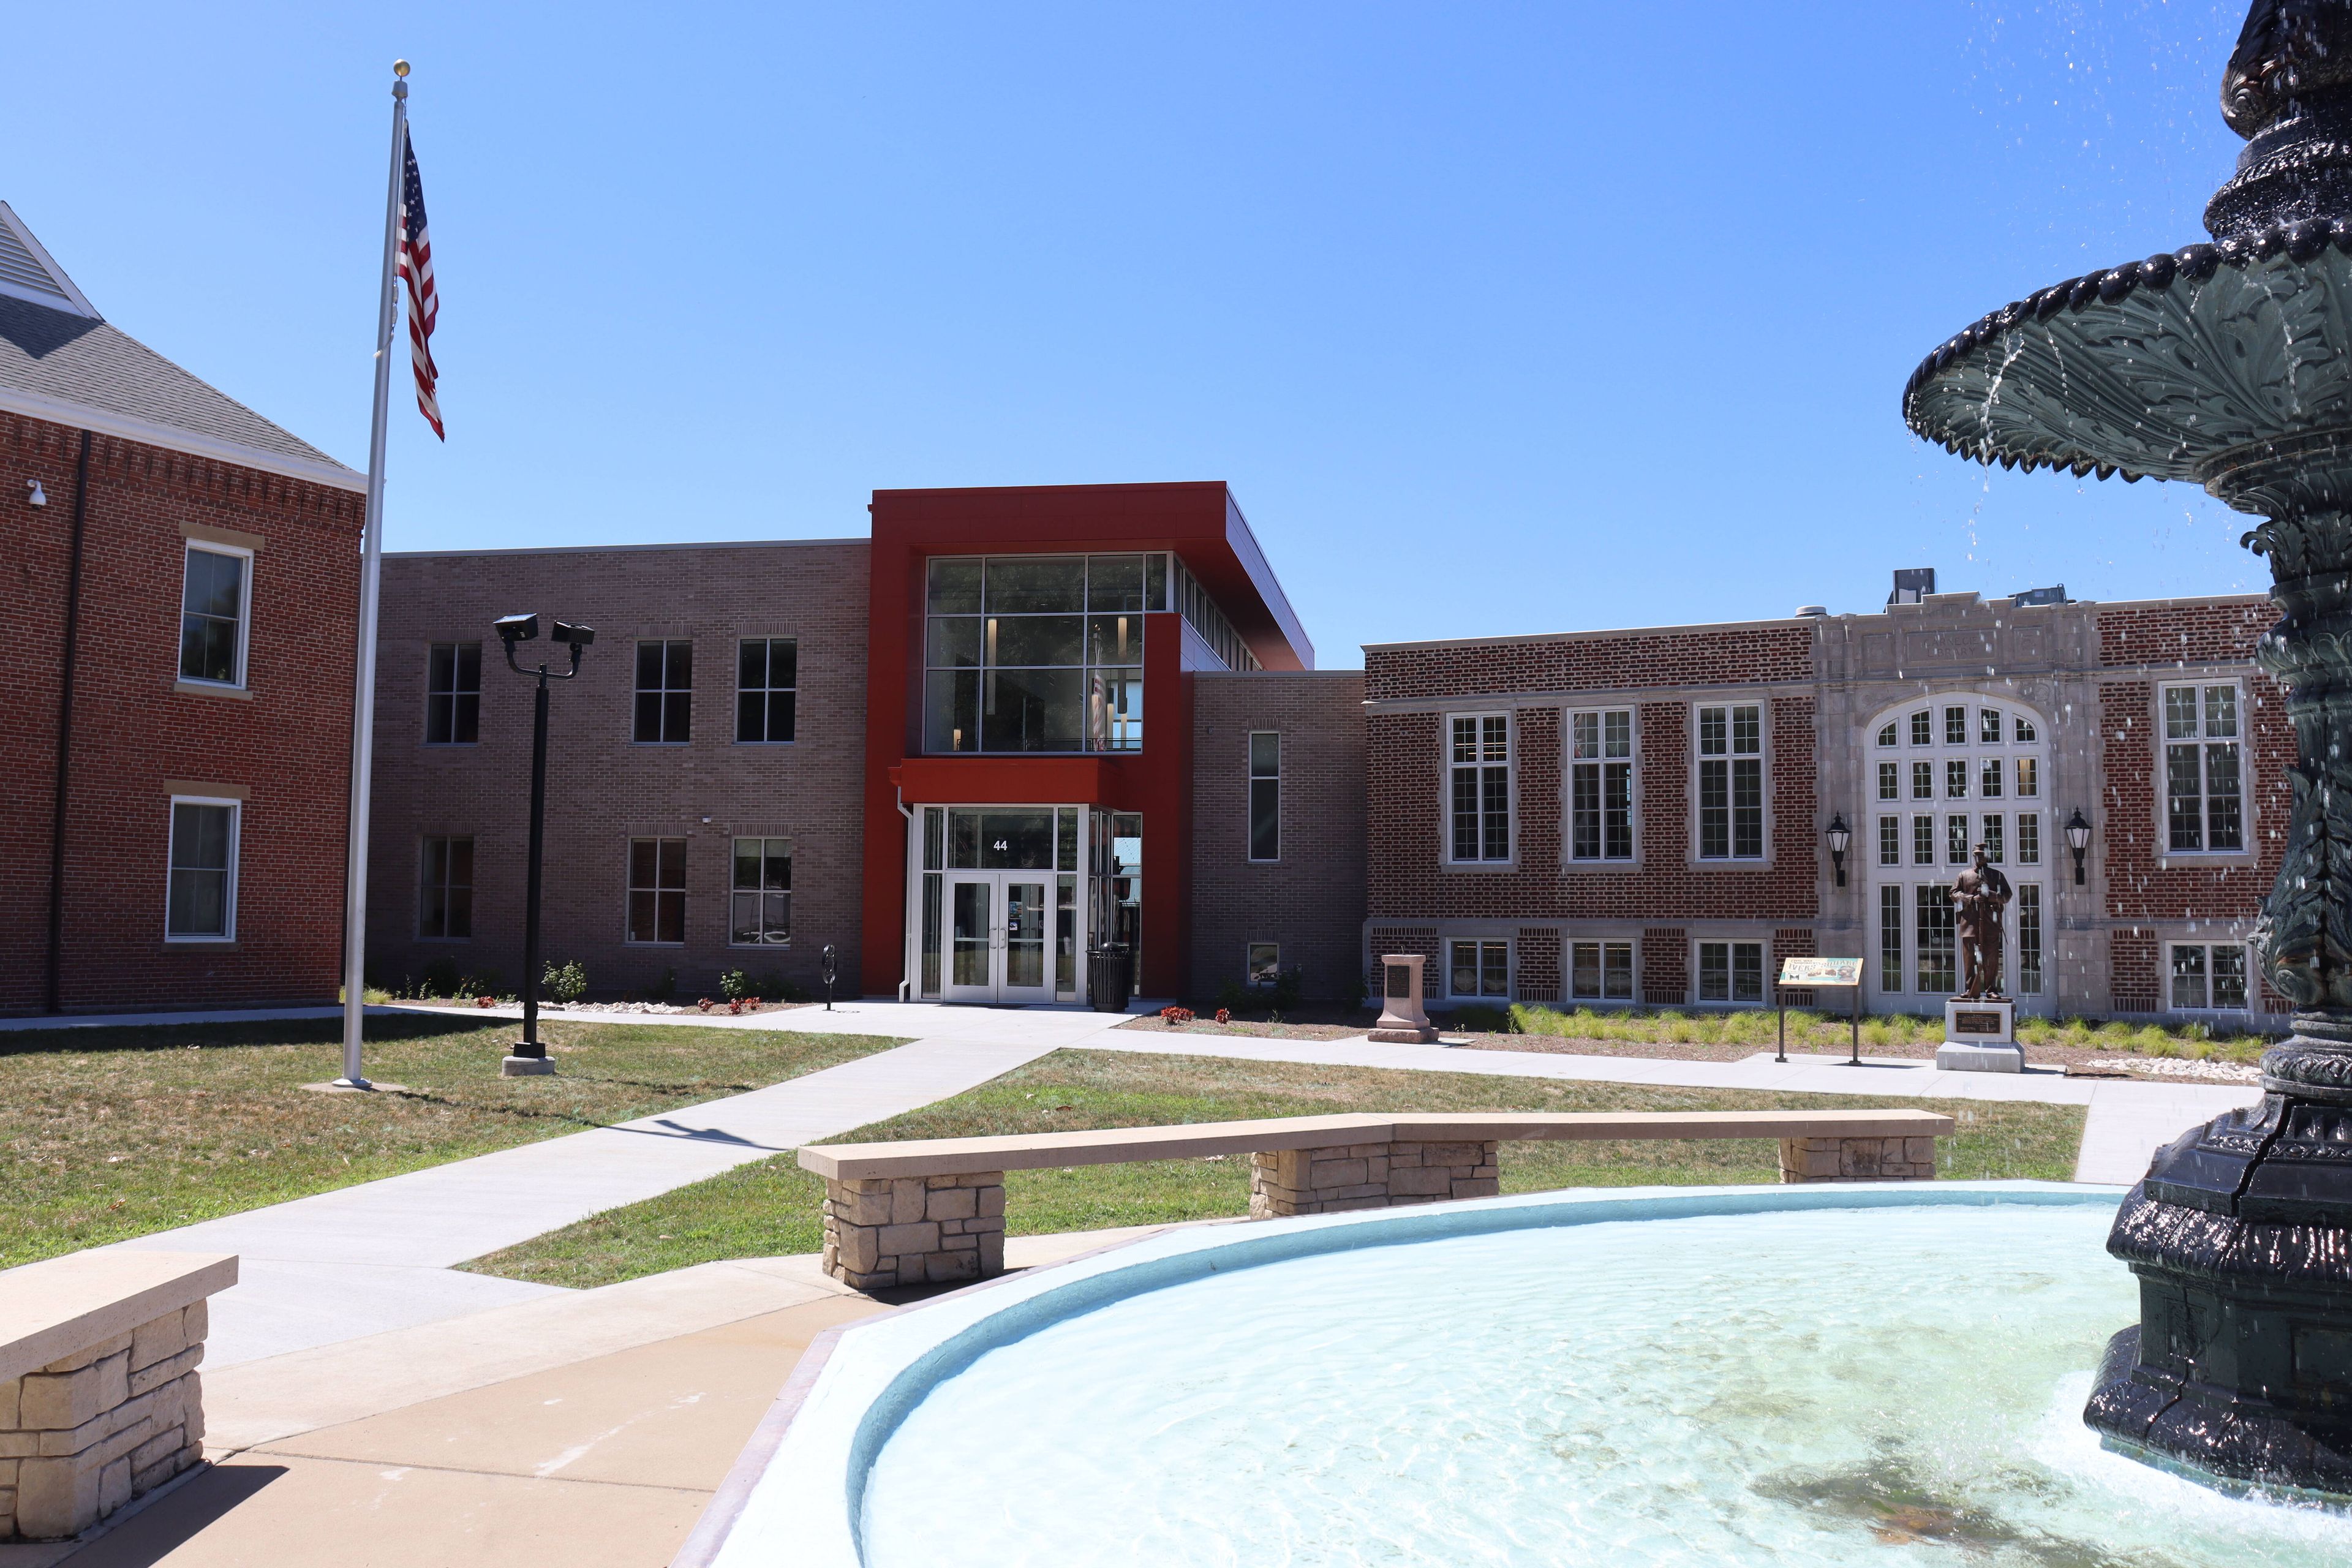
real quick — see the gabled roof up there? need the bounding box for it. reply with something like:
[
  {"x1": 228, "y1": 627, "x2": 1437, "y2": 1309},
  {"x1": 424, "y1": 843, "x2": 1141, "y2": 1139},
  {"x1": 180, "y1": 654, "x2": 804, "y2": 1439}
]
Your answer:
[{"x1": 0, "y1": 202, "x2": 364, "y2": 493}]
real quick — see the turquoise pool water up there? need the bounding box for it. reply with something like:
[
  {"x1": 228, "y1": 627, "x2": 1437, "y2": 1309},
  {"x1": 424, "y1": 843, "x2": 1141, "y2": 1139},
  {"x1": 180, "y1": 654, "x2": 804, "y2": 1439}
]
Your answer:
[{"x1": 860, "y1": 1204, "x2": 2352, "y2": 1566}]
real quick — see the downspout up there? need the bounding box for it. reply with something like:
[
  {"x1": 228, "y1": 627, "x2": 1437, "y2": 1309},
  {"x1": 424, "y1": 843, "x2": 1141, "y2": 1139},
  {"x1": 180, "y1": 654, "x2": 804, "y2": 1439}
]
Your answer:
[
  {"x1": 896, "y1": 785, "x2": 914, "y2": 1001},
  {"x1": 44, "y1": 429, "x2": 92, "y2": 1012}
]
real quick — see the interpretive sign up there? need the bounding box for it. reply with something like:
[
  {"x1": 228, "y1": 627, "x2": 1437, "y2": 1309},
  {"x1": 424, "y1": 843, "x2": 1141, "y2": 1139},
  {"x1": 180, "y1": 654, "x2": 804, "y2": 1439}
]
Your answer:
[{"x1": 1778, "y1": 956, "x2": 1862, "y2": 988}]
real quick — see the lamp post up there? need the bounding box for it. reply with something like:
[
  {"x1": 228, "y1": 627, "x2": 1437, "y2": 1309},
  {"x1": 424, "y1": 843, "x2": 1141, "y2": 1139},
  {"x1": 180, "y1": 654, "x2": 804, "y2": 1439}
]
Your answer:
[
  {"x1": 1825, "y1": 813, "x2": 1851, "y2": 888},
  {"x1": 495, "y1": 612, "x2": 594, "y2": 1076},
  {"x1": 821, "y1": 943, "x2": 838, "y2": 1011},
  {"x1": 2064, "y1": 808, "x2": 2092, "y2": 888}
]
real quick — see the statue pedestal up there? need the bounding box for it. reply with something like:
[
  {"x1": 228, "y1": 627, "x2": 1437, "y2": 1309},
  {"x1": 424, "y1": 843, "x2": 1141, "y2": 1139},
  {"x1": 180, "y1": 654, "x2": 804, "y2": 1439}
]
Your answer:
[
  {"x1": 1368, "y1": 953, "x2": 1439, "y2": 1044},
  {"x1": 1936, "y1": 997, "x2": 2022, "y2": 1072}
]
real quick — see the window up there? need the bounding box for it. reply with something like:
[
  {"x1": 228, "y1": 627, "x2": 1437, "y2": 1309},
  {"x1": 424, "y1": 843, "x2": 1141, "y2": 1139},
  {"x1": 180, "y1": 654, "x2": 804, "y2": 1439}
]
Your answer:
[
  {"x1": 1877, "y1": 815, "x2": 1899, "y2": 867},
  {"x1": 1570, "y1": 709, "x2": 1634, "y2": 861},
  {"x1": 2018, "y1": 884, "x2": 2044, "y2": 995},
  {"x1": 1910, "y1": 710, "x2": 1932, "y2": 746},
  {"x1": 2164, "y1": 684, "x2": 2245, "y2": 852},
  {"x1": 1450, "y1": 715, "x2": 1511, "y2": 862},
  {"x1": 1980, "y1": 707, "x2": 2003, "y2": 745},
  {"x1": 165, "y1": 799, "x2": 238, "y2": 940},
  {"x1": 1570, "y1": 940, "x2": 1635, "y2": 1000},
  {"x1": 2013, "y1": 714, "x2": 2037, "y2": 743},
  {"x1": 1879, "y1": 886, "x2": 1904, "y2": 993},
  {"x1": 736, "y1": 638, "x2": 797, "y2": 744},
  {"x1": 1696, "y1": 703, "x2": 1763, "y2": 859},
  {"x1": 2016, "y1": 757, "x2": 2039, "y2": 797},
  {"x1": 1696, "y1": 940, "x2": 1764, "y2": 1003},
  {"x1": 1946, "y1": 759, "x2": 1969, "y2": 799},
  {"x1": 1912, "y1": 815, "x2": 1936, "y2": 867},
  {"x1": 729, "y1": 837, "x2": 791, "y2": 946},
  {"x1": 922, "y1": 554, "x2": 1151, "y2": 753},
  {"x1": 635, "y1": 641, "x2": 693, "y2": 744},
  {"x1": 424, "y1": 643, "x2": 480, "y2": 745},
  {"x1": 1915, "y1": 883, "x2": 1956, "y2": 993},
  {"x1": 1980, "y1": 758, "x2": 2003, "y2": 799},
  {"x1": 418, "y1": 835, "x2": 473, "y2": 939},
  {"x1": 1911, "y1": 761, "x2": 1933, "y2": 801},
  {"x1": 1877, "y1": 762, "x2": 1899, "y2": 801},
  {"x1": 179, "y1": 546, "x2": 249, "y2": 686},
  {"x1": 627, "y1": 838, "x2": 686, "y2": 943},
  {"x1": 1981, "y1": 813, "x2": 2004, "y2": 864},
  {"x1": 1248, "y1": 732, "x2": 1281, "y2": 862},
  {"x1": 1947, "y1": 814, "x2": 1970, "y2": 865},
  {"x1": 2018, "y1": 812, "x2": 2041, "y2": 865},
  {"x1": 2169, "y1": 943, "x2": 2250, "y2": 1010},
  {"x1": 1876, "y1": 722, "x2": 1898, "y2": 747},
  {"x1": 1944, "y1": 705, "x2": 1967, "y2": 746},
  {"x1": 1248, "y1": 942, "x2": 1281, "y2": 987},
  {"x1": 1449, "y1": 938, "x2": 1509, "y2": 998}
]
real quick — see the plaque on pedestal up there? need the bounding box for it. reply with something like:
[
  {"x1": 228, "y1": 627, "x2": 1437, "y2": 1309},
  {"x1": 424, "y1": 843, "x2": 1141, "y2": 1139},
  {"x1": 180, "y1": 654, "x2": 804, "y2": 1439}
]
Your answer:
[
  {"x1": 1368, "y1": 954, "x2": 1439, "y2": 1043},
  {"x1": 1936, "y1": 997, "x2": 2022, "y2": 1072}
]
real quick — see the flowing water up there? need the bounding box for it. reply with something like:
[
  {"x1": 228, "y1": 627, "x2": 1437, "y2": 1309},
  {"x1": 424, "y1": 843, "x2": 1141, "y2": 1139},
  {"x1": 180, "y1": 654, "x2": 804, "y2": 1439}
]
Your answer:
[{"x1": 862, "y1": 1204, "x2": 2352, "y2": 1566}]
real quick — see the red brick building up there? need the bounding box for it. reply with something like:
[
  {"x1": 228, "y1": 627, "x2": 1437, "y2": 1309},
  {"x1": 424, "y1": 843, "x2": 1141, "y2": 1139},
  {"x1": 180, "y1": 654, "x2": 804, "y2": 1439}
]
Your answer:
[{"x1": 0, "y1": 202, "x2": 367, "y2": 1014}]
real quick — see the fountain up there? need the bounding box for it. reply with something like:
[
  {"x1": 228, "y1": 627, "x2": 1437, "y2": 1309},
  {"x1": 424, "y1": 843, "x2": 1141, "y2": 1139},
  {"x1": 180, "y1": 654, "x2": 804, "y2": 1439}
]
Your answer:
[{"x1": 1903, "y1": 0, "x2": 2352, "y2": 1497}]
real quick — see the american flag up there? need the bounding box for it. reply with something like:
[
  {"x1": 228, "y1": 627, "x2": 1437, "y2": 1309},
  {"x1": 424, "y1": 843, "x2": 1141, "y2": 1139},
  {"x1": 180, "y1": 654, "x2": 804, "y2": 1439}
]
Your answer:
[{"x1": 396, "y1": 128, "x2": 442, "y2": 439}]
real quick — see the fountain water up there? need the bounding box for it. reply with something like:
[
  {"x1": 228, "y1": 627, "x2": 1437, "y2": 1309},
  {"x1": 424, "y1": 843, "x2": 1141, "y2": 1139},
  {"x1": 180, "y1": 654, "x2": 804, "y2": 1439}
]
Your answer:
[{"x1": 1905, "y1": 0, "x2": 2352, "y2": 1497}]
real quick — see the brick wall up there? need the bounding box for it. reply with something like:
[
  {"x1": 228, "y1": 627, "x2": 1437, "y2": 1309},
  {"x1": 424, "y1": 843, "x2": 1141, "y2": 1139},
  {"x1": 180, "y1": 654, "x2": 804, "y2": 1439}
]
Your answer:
[
  {"x1": 1188, "y1": 672, "x2": 1366, "y2": 1000},
  {"x1": 366, "y1": 541, "x2": 871, "y2": 1001},
  {"x1": 2097, "y1": 601, "x2": 2266, "y2": 667},
  {"x1": 0, "y1": 412, "x2": 363, "y2": 1013},
  {"x1": 1515, "y1": 926, "x2": 1561, "y2": 1003},
  {"x1": 1643, "y1": 927, "x2": 1688, "y2": 1004},
  {"x1": 1365, "y1": 624, "x2": 1812, "y2": 701}
]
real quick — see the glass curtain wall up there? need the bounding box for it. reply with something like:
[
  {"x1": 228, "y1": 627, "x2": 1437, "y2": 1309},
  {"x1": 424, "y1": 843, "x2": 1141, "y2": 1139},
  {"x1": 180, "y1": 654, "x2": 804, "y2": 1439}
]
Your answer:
[
  {"x1": 916, "y1": 806, "x2": 1088, "y2": 999},
  {"x1": 924, "y1": 556, "x2": 1159, "y2": 753}
]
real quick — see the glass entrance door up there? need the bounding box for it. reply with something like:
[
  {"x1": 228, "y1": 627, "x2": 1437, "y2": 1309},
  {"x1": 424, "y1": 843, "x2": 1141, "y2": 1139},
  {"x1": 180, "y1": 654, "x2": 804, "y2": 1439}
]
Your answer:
[{"x1": 942, "y1": 872, "x2": 1054, "y2": 1003}]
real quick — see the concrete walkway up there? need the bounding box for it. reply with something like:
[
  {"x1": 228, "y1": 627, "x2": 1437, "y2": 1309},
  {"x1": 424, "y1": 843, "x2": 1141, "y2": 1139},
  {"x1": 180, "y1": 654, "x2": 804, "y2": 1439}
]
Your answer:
[
  {"x1": 1085, "y1": 1031, "x2": 2257, "y2": 1186},
  {"x1": 107, "y1": 1004, "x2": 1139, "y2": 1367}
]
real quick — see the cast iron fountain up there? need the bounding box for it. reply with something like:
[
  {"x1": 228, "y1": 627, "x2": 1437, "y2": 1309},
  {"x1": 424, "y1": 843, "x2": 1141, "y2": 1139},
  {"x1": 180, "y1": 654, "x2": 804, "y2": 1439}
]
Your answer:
[{"x1": 1905, "y1": 0, "x2": 2352, "y2": 1497}]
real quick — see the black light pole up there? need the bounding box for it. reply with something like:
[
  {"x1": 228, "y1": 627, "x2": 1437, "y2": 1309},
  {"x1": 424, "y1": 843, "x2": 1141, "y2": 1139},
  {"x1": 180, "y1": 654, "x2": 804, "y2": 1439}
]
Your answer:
[
  {"x1": 821, "y1": 943, "x2": 838, "y2": 1011},
  {"x1": 495, "y1": 613, "x2": 594, "y2": 1076}
]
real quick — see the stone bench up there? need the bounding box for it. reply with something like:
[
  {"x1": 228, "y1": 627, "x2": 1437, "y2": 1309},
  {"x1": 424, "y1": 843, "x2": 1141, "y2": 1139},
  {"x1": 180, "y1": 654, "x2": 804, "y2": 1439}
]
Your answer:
[
  {"x1": 798, "y1": 1109, "x2": 1953, "y2": 1291},
  {"x1": 1, "y1": 1251, "x2": 236, "y2": 1543}
]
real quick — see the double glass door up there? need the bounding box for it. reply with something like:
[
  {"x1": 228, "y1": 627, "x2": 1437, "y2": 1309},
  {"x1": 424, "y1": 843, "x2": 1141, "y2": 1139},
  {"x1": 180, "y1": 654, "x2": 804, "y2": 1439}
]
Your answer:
[{"x1": 944, "y1": 872, "x2": 1054, "y2": 1004}]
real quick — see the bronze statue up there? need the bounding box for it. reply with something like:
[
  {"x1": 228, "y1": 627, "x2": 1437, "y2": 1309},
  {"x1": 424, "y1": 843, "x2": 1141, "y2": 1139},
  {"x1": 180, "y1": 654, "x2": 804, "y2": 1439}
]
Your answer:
[{"x1": 1951, "y1": 845, "x2": 2013, "y2": 999}]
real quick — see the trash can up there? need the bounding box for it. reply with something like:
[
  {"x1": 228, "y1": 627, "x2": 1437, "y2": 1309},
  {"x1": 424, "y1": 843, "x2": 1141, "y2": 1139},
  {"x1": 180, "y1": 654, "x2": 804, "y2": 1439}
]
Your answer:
[{"x1": 1088, "y1": 944, "x2": 1134, "y2": 1013}]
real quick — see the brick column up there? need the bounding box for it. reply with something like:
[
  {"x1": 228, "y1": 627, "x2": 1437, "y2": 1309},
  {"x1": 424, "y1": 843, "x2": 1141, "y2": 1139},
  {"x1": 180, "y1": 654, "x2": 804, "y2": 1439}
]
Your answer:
[
  {"x1": 1777, "y1": 1136, "x2": 1937, "y2": 1182},
  {"x1": 1250, "y1": 1139, "x2": 1501, "y2": 1217},
  {"x1": 3, "y1": 1300, "x2": 208, "y2": 1542},
  {"x1": 822, "y1": 1174, "x2": 1007, "y2": 1291}
]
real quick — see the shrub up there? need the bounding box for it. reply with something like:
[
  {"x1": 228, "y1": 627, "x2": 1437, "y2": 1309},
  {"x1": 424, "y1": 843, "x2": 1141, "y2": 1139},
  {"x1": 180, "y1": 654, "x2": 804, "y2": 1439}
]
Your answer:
[
  {"x1": 1216, "y1": 980, "x2": 1250, "y2": 1016},
  {"x1": 1215, "y1": 1008, "x2": 1231, "y2": 1025},
  {"x1": 418, "y1": 956, "x2": 466, "y2": 998},
  {"x1": 1269, "y1": 966, "x2": 1303, "y2": 1013},
  {"x1": 647, "y1": 968, "x2": 677, "y2": 1003},
  {"x1": 543, "y1": 960, "x2": 589, "y2": 1005},
  {"x1": 1161, "y1": 1005, "x2": 1195, "y2": 1026},
  {"x1": 1449, "y1": 1003, "x2": 1515, "y2": 1034},
  {"x1": 718, "y1": 969, "x2": 751, "y2": 1001}
]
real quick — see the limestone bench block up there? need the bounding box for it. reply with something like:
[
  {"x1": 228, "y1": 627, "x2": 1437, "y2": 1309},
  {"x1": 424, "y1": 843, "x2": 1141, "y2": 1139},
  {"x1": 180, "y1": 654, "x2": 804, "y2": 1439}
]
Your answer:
[
  {"x1": 822, "y1": 1174, "x2": 1008, "y2": 1292},
  {"x1": 0, "y1": 1251, "x2": 234, "y2": 1543},
  {"x1": 1251, "y1": 1139, "x2": 1502, "y2": 1218},
  {"x1": 1777, "y1": 1136, "x2": 1939, "y2": 1183}
]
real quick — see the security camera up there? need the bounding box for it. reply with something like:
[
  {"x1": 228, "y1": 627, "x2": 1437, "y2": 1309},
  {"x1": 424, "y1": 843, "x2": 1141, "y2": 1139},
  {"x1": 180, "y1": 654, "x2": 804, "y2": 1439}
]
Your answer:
[
  {"x1": 551, "y1": 620, "x2": 596, "y2": 647},
  {"x1": 494, "y1": 612, "x2": 540, "y2": 644}
]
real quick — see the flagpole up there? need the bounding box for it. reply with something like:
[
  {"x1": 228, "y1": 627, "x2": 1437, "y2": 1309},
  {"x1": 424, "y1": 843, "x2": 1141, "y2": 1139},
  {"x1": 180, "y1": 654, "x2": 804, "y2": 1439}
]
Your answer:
[{"x1": 334, "y1": 60, "x2": 411, "y2": 1090}]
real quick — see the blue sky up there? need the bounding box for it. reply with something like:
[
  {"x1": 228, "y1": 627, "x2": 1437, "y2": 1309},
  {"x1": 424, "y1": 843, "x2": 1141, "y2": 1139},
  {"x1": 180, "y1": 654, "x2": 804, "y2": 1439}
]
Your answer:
[{"x1": 2, "y1": 2, "x2": 2267, "y2": 667}]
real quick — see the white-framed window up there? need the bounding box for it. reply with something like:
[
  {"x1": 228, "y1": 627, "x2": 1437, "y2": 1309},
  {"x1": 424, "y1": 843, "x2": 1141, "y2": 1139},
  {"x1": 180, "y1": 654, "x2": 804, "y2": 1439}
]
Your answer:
[
  {"x1": 2163, "y1": 684, "x2": 2245, "y2": 853},
  {"x1": 1878, "y1": 885, "x2": 1904, "y2": 994},
  {"x1": 729, "y1": 837, "x2": 791, "y2": 946},
  {"x1": 1248, "y1": 732, "x2": 1281, "y2": 862},
  {"x1": 2018, "y1": 812, "x2": 2041, "y2": 865},
  {"x1": 418, "y1": 835, "x2": 472, "y2": 940},
  {"x1": 1912, "y1": 815, "x2": 1936, "y2": 867},
  {"x1": 1875, "y1": 722, "x2": 1898, "y2": 747},
  {"x1": 1449, "y1": 714, "x2": 1511, "y2": 863},
  {"x1": 1569, "y1": 939, "x2": 1634, "y2": 1001},
  {"x1": 1946, "y1": 813, "x2": 1969, "y2": 865},
  {"x1": 1569, "y1": 707, "x2": 1634, "y2": 861},
  {"x1": 424, "y1": 643, "x2": 481, "y2": 745},
  {"x1": 1877, "y1": 761, "x2": 1899, "y2": 801},
  {"x1": 634, "y1": 641, "x2": 693, "y2": 744},
  {"x1": 1695, "y1": 940, "x2": 1764, "y2": 1003},
  {"x1": 1448, "y1": 938, "x2": 1510, "y2": 998},
  {"x1": 2018, "y1": 884, "x2": 2045, "y2": 995},
  {"x1": 2169, "y1": 942, "x2": 2250, "y2": 1011},
  {"x1": 178, "y1": 544, "x2": 251, "y2": 687},
  {"x1": 736, "y1": 638, "x2": 797, "y2": 744},
  {"x1": 1909, "y1": 710, "x2": 1932, "y2": 745},
  {"x1": 1910, "y1": 760, "x2": 1933, "y2": 801},
  {"x1": 1915, "y1": 884, "x2": 1956, "y2": 993},
  {"x1": 165, "y1": 797, "x2": 239, "y2": 941},
  {"x1": 1248, "y1": 941, "x2": 1281, "y2": 987},
  {"x1": 627, "y1": 837, "x2": 687, "y2": 944},
  {"x1": 1695, "y1": 703, "x2": 1763, "y2": 860},
  {"x1": 1877, "y1": 814, "x2": 1899, "y2": 867}
]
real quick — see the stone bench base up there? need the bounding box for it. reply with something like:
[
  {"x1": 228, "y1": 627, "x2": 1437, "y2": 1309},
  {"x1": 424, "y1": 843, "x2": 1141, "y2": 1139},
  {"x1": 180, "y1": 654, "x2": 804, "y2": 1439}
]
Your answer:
[
  {"x1": 822, "y1": 1174, "x2": 1006, "y2": 1291},
  {"x1": 3, "y1": 1301, "x2": 208, "y2": 1542},
  {"x1": 1779, "y1": 1135, "x2": 1937, "y2": 1182},
  {"x1": 1251, "y1": 1139, "x2": 1501, "y2": 1217}
]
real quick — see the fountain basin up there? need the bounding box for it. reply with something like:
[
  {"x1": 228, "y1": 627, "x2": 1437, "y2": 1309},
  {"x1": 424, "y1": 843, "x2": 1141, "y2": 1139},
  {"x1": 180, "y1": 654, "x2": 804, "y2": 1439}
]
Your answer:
[{"x1": 692, "y1": 1182, "x2": 2352, "y2": 1566}]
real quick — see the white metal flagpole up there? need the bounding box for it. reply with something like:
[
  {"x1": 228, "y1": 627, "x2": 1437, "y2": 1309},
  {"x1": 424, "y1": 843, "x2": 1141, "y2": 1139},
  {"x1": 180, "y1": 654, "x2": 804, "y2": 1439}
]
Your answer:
[{"x1": 335, "y1": 61, "x2": 412, "y2": 1090}]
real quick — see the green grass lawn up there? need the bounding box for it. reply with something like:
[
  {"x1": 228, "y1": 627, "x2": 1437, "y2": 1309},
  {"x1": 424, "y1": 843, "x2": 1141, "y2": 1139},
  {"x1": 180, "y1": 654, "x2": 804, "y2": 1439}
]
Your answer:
[
  {"x1": 1, "y1": 1014, "x2": 901, "y2": 1268},
  {"x1": 464, "y1": 1047, "x2": 2085, "y2": 1290},
  {"x1": 1492, "y1": 1003, "x2": 2275, "y2": 1061}
]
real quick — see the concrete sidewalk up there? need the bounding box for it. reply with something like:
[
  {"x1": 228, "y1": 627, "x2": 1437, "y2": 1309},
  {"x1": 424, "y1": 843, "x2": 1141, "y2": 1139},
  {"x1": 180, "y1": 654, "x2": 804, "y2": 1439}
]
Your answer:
[
  {"x1": 105, "y1": 1005, "x2": 1140, "y2": 1367},
  {"x1": 1087, "y1": 1031, "x2": 2256, "y2": 1186}
]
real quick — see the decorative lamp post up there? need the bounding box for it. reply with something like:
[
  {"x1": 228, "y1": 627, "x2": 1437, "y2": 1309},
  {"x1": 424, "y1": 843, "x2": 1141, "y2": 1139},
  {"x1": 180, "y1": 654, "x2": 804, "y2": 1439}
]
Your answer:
[
  {"x1": 494, "y1": 612, "x2": 594, "y2": 1076},
  {"x1": 1824, "y1": 813, "x2": 1851, "y2": 889},
  {"x1": 2064, "y1": 809, "x2": 2092, "y2": 888}
]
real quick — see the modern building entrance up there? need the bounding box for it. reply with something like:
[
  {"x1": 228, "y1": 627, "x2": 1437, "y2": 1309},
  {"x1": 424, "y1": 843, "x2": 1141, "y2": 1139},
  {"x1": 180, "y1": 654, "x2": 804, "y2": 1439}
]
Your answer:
[
  {"x1": 908, "y1": 804, "x2": 1142, "y2": 1005},
  {"x1": 942, "y1": 872, "x2": 1054, "y2": 1003}
]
